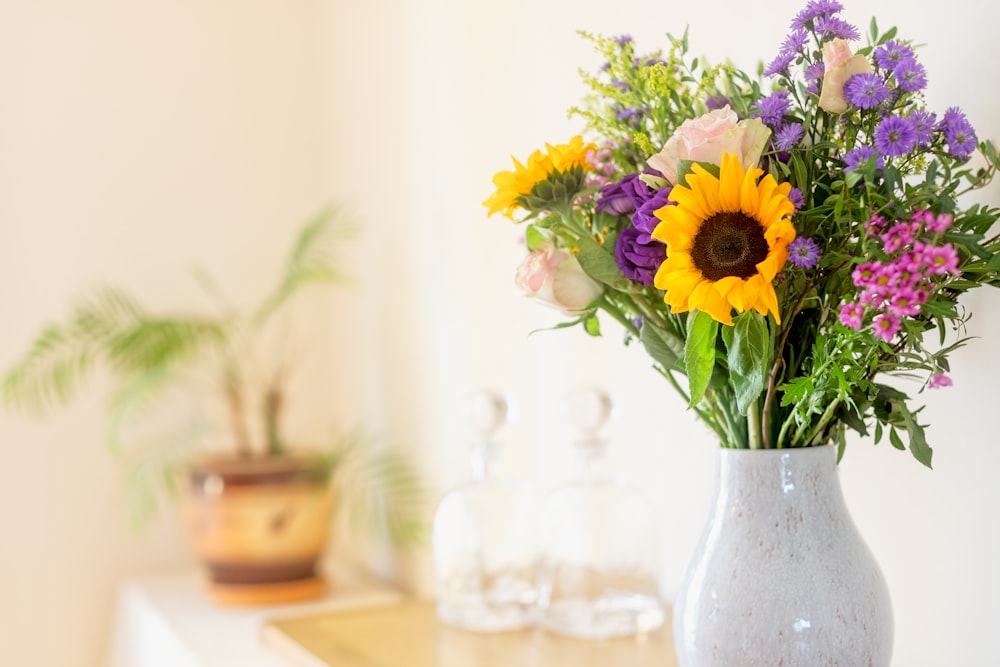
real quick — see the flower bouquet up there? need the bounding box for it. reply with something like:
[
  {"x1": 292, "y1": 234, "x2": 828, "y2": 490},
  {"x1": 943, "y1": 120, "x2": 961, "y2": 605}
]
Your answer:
[
  {"x1": 485, "y1": 2, "x2": 1000, "y2": 469},
  {"x1": 485, "y1": 3, "x2": 1000, "y2": 661}
]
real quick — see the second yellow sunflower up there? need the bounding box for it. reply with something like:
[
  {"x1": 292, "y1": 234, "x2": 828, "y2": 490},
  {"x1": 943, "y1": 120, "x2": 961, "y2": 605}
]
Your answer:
[{"x1": 651, "y1": 152, "x2": 796, "y2": 325}]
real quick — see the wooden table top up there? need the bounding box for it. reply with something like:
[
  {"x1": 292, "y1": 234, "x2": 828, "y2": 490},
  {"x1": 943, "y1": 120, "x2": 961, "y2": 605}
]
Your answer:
[{"x1": 263, "y1": 600, "x2": 679, "y2": 667}]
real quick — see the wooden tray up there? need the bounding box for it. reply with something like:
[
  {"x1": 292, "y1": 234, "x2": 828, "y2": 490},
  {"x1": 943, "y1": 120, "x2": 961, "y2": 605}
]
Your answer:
[{"x1": 263, "y1": 600, "x2": 678, "y2": 667}]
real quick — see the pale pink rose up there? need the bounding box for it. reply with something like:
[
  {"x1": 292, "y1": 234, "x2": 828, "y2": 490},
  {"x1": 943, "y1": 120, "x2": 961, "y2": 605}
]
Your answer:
[
  {"x1": 819, "y1": 38, "x2": 872, "y2": 114},
  {"x1": 647, "y1": 107, "x2": 771, "y2": 185},
  {"x1": 515, "y1": 242, "x2": 602, "y2": 315}
]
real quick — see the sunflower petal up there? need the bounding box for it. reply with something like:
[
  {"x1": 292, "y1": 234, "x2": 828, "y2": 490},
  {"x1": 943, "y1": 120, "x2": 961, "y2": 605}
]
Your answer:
[{"x1": 690, "y1": 280, "x2": 733, "y2": 325}]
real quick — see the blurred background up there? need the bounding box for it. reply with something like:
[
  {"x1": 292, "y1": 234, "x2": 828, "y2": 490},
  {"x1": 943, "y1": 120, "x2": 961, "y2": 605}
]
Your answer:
[{"x1": 1, "y1": 1, "x2": 998, "y2": 665}]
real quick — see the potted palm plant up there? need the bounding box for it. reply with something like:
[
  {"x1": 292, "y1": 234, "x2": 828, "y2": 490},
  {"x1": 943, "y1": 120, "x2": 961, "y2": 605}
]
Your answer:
[{"x1": 3, "y1": 208, "x2": 423, "y2": 604}]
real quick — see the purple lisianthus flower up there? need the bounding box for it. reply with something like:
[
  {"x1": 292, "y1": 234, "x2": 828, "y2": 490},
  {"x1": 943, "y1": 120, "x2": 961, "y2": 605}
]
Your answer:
[
  {"x1": 893, "y1": 59, "x2": 927, "y2": 93},
  {"x1": 775, "y1": 123, "x2": 804, "y2": 151},
  {"x1": 788, "y1": 237, "x2": 821, "y2": 268},
  {"x1": 843, "y1": 73, "x2": 891, "y2": 109},
  {"x1": 874, "y1": 115, "x2": 918, "y2": 157},
  {"x1": 753, "y1": 90, "x2": 791, "y2": 126},
  {"x1": 615, "y1": 226, "x2": 665, "y2": 286},
  {"x1": 843, "y1": 147, "x2": 885, "y2": 172},
  {"x1": 596, "y1": 173, "x2": 652, "y2": 216},
  {"x1": 909, "y1": 109, "x2": 937, "y2": 146},
  {"x1": 873, "y1": 40, "x2": 916, "y2": 71},
  {"x1": 632, "y1": 186, "x2": 674, "y2": 234}
]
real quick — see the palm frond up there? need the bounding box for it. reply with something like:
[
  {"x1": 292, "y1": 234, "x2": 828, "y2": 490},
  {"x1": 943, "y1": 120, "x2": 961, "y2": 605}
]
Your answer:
[
  {"x1": 3, "y1": 287, "x2": 142, "y2": 413},
  {"x1": 326, "y1": 429, "x2": 427, "y2": 549},
  {"x1": 254, "y1": 206, "x2": 357, "y2": 324}
]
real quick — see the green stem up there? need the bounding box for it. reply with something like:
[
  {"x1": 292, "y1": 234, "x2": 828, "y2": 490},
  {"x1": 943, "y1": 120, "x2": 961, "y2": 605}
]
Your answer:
[
  {"x1": 597, "y1": 295, "x2": 640, "y2": 336},
  {"x1": 747, "y1": 398, "x2": 762, "y2": 450}
]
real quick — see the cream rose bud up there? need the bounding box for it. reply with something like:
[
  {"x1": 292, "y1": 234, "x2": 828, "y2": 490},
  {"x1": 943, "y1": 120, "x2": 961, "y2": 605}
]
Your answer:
[
  {"x1": 819, "y1": 38, "x2": 872, "y2": 114},
  {"x1": 515, "y1": 242, "x2": 603, "y2": 315},
  {"x1": 647, "y1": 107, "x2": 771, "y2": 186}
]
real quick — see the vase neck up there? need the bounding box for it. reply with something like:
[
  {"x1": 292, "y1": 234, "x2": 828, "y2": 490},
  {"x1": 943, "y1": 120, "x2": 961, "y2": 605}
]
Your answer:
[{"x1": 713, "y1": 446, "x2": 845, "y2": 508}]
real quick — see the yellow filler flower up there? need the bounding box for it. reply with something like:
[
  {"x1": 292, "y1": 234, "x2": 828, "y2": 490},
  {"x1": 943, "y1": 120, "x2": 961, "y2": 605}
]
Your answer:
[
  {"x1": 484, "y1": 136, "x2": 596, "y2": 218},
  {"x1": 651, "y1": 152, "x2": 796, "y2": 325}
]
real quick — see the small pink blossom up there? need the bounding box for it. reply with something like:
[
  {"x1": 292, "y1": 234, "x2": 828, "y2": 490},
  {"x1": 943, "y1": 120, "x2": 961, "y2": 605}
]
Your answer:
[
  {"x1": 872, "y1": 312, "x2": 901, "y2": 341},
  {"x1": 880, "y1": 222, "x2": 918, "y2": 253},
  {"x1": 852, "y1": 262, "x2": 882, "y2": 286},
  {"x1": 888, "y1": 288, "x2": 923, "y2": 316},
  {"x1": 865, "y1": 214, "x2": 887, "y2": 235},
  {"x1": 920, "y1": 243, "x2": 960, "y2": 275},
  {"x1": 839, "y1": 302, "x2": 865, "y2": 329},
  {"x1": 928, "y1": 373, "x2": 953, "y2": 389}
]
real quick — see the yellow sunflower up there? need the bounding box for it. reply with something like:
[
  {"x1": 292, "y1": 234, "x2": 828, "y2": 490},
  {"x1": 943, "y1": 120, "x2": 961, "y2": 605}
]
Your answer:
[
  {"x1": 651, "y1": 152, "x2": 796, "y2": 325},
  {"x1": 484, "y1": 136, "x2": 596, "y2": 218}
]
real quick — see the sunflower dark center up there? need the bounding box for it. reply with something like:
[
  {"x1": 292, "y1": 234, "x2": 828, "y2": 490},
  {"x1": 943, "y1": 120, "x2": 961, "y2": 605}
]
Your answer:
[{"x1": 691, "y1": 211, "x2": 768, "y2": 280}]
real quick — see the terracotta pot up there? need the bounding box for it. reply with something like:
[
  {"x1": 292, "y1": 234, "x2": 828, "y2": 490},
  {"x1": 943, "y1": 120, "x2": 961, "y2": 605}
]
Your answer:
[{"x1": 183, "y1": 453, "x2": 333, "y2": 592}]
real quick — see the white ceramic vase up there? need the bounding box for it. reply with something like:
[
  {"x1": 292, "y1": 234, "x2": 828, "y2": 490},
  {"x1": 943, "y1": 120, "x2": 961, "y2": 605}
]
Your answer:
[{"x1": 673, "y1": 445, "x2": 893, "y2": 667}]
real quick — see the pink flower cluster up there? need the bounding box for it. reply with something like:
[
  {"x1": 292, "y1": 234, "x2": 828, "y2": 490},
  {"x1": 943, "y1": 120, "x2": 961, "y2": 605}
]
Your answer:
[
  {"x1": 586, "y1": 140, "x2": 621, "y2": 189},
  {"x1": 839, "y1": 210, "x2": 960, "y2": 342}
]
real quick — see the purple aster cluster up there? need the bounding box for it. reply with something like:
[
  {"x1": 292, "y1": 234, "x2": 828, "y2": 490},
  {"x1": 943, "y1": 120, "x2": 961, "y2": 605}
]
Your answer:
[
  {"x1": 839, "y1": 210, "x2": 960, "y2": 342},
  {"x1": 843, "y1": 146, "x2": 885, "y2": 173},
  {"x1": 842, "y1": 73, "x2": 891, "y2": 109},
  {"x1": 765, "y1": 1, "x2": 857, "y2": 78},
  {"x1": 599, "y1": 171, "x2": 671, "y2": 286},
  {"x1": 939, "y1": 107, "x2": 978, "y2": 161},
  {"x1": 872, "y1": 40, "x2": 927, "y2": 94},
  {"x1": 874, "y1": 116, "x2": 917, "y2": 157}
]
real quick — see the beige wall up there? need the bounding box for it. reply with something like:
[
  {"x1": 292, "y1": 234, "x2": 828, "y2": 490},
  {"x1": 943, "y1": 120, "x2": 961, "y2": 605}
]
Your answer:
[
  {"x1": 2, "y1": 1, "x2": 999, "y2": 666},
  {"x1": 0, "y1": 2, "x2": 333, "y2": 665}
]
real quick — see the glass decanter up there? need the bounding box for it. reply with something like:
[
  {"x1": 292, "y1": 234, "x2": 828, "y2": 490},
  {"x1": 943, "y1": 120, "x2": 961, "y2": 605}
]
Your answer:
[
  {"x1": 432, "y1": 390, "x2": 540, "y2": 631},
  {"x1": 537, "y1": 387, "x2": 665, "y2": 639}
]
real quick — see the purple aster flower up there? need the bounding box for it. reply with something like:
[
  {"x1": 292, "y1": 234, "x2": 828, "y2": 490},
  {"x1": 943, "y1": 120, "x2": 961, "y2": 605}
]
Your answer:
[
  {"x1": 764, "y1": 51, "x2": 797, "y2": 78},
  {"x1": 775, "y1": 123, "x2": 805, "y2": 151},
  {"x1": 805, "y1": 61, "x2": 825, "y2": 96},
  {"x1": 893, "y1": 59, "x2": 927, "y2": 93},
  {"x1": 753, "y1": 90, "x2": 791, "y2": 126},
  {"x1": 928, "y1": 373, "x2": 953, "y2": 389},
  {"x1": 815, "y1": 15, "x2": 860, "y2": 41},
  {"x1": 939, "y1": 107, "x2": 978, "y2": 160},
  {"x1": 873, "y1": 40, "x2": 916, "y2": 71},
  {"x1": 872, "y1": 312, "x2": 901, "y2": 342},
  {"x1": 596, "y1": 173, "x2": 652, "y2": 216},
  {"x1": 614, "y1": 226, "x2": 665, "y2": 286},
  {"x1": 764, "y1": 30, "x2": 810, "y2": 78},
  {"x1": 705, "y1": 95, "x2": 731, "y2": 111},
  {"x1": 843, "y1": 146, "x2": 885, "y2": 172},
  {"x1": 788, "y1": 237, "x2": 821, "y2": 268},
  {"x1": 843, "y1": 73, "x2": 891, "y2": 109},
  {"x1": 791, "y1": 0, "x2": 845, "y2": 30},
  {"x1": 909, "y1": 109, "x2": 937, "y2": 146},
  {"x1": 788, "y1": 187, "x2": 805, "y2": 210},
  {"x1": 631, "y1": 186, "x2": 673, "y2": 234},
  {"x1": 839, "y1": 302, "x2": 864, "y2": 329},
  {"x1": 874, "y1": 115, "x2": 918, "y2": 157}
]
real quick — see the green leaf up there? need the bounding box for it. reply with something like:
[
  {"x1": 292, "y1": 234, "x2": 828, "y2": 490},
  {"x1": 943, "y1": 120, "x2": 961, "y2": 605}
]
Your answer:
[
  {"x1": 675, "y1": 160, "x2": 720, "y2": 189},
  {"x1": 584, "y1": 314, "x2": 601, "y2": 336},
  {"x1": 575, "y1": 234, "x2": 633, "y2": 290},
  {"x1": 640, "y1": 321, "x2": 684, "y2": 372},
  {"x1": 525, "y1": 224, "x2": 547, "y2": 250},
  {"x1": 684, "y1": 310, "x2": 718, "y2": 407},
  {"x1": 725, "y1": 312, "x2": 769, "y2": 415}
]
